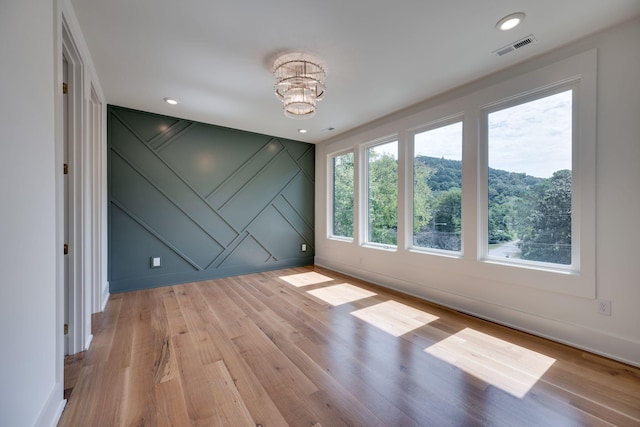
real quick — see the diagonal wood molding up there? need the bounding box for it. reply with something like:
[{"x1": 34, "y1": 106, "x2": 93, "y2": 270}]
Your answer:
[{"x1": 108, "y1": 106, "x2": 314, "y2": 292}]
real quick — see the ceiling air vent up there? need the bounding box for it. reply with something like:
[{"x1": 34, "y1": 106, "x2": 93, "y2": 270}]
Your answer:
[{"x1": 493, "y1": 34, "x2": 537, "y2": 57}]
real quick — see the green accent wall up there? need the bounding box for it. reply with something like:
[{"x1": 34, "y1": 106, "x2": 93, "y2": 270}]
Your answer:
[{"x1": 108, "y1": 106, "x2": 314, "y2": 292}]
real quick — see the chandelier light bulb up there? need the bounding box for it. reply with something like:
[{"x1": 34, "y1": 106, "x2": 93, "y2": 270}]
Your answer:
[{"x1": 273, "y1": 52, "x2": 326, "y2": 119}]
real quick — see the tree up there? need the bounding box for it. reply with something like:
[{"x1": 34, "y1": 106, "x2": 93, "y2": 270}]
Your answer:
[
  {"x1": 332, "y1": 153, "x2": 354, "y2": 237},
  {"x1": 413, "y1": 159, "x2": 433, "y2": 234},
  {"x1": 518, "y1": 169, "x2": 572, "y2": 264},
  {"x1": 488, "y1": 202, "x2": 514, "y2": 244},
  {"x1": 368, "y1": 151, "x2": 399, "y2": 244},
  {"x1": 429, "y1": 188, "x2": 462, "y2": 250}
]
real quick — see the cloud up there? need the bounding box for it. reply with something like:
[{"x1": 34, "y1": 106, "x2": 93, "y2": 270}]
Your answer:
[
  {"x1": 412, "y1": 90, "x2": 573, "y2": 179},
  {"x1": 369, "y1": 140, "x2": 398, "y2": 158},
  {"x1": 414, "y1": 121, "x2": 463, "y2": 160},
  {"x1": 488, "y1": 90, "x2": 572, "y2": 178}
]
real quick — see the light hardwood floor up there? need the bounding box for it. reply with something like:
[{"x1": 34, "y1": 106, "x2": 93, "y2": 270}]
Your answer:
[{"x1": 59, "y1": 266, "x2": 640, "y2": 426}]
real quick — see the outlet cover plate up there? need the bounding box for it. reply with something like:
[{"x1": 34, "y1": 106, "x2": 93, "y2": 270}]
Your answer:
[
  {"x1": 151, "y1": 256, "x2": 161, "y2": 268},
  {"x1": 597, "y1": 299, "x2": 611, "y2": 316}
]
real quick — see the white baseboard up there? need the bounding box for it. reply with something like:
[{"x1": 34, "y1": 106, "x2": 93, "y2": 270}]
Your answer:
[
  {"x1": 315, "y1": 257, "x2": 640, "y2": 368},
  {"x1": 101, "y1": 284, "x2": 109, "y2": 312},
  {"x1": 84, "y1": 333, "x2": 93, "y2": 352},
  {"x1": 34, "y1": 382, "x2": 65, "y2": 427}
]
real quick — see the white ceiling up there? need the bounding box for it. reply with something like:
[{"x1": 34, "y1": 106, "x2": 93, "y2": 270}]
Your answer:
[{"x1": 70, "y1": 0, "x2": 640, "y2": 144}]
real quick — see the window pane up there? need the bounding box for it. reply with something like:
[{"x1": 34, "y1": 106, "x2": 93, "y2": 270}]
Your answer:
[
  {"x1": 332, "y1": 152, "x2": 354, "y2": 238},
  {"x1": 413, "y1": 122, "x2": 463, "y2": 251},
  {"x1": 367, "y1": 141, "x2": 398, "y2": 245},
  {"x1": 487, "y1": 90, "x2": 572, "y2": 265}
]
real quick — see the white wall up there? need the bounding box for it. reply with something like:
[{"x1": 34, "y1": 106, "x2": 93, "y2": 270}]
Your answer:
[
  {"x1": 0, "y1": 1, "x2": 65, "y2": 426},
  {"x1": 316, "y1": 18, "x2": 640, "y2": 367}
]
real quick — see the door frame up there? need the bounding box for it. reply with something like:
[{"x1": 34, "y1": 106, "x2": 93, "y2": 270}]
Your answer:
[
  {"x1": 62, "y1": 16, "x2": 90, "y2": 355},
  {"x1": 56, "y1": 4, "x2": 107, "y2": 360}
]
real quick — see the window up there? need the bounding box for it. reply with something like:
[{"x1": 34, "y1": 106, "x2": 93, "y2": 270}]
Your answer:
[
  {"x1": 331, "y1": 151, "x2": 354, "y2": 238},
  {"x1": 366, "y1": 140, "x2": 398, "y2": 246},
  {"x1": 486, "y1": 89, "x2": 573, "y2": 266},
  {"x1": 413, "y1": 121, "x2": 463, "y2": 252},
  {"x1": 322, "y1": 50, "x2": 595, "y2": 297}
]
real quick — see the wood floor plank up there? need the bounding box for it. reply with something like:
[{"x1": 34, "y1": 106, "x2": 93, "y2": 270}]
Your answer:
[
  {"x1": 155, "y1": 377, "x2": 191, "y2": 427},
  {"x1": 233, "y1": 274, "x2": 482, "y2": 425},
  {"x1": 174, "y1": 285, "x2": 224, "y2": 366},
  {"x1": 150, "y1": 290, "x2": 179, "y2": 385},
  {"x1": 119, "y1": 291, "x2": 158, "y2": 426},
  {"x1": 229, "y1": 286, "x2": 432, "y2": 426},
  {"x1": 83, "y1": 292, "x2": 123, "y2": 366},
  {"x1": 227, "y1": 282, "x2": 423, "y2": 426},
  {"x1": 172, "y1": 331, "x2": 220, "y2": 425},
  {"x1": 161, "y1": 287, "x2": 189, "y2": 337},
  {"x1": 60, "y1": 266, "x2": 640, "y2": 427},
  {"x1": 203, "y1": 360, "x2": 255, "y2": 426},
  {"x1": 59, "y1": 360, "x2": 127, "y2": 426},
  {"x1": 194, "y1": 282, "x2": 292, "y2": 426},
  {"x1": 106, "y1": 290, "x2": 136, "y2": 369}
]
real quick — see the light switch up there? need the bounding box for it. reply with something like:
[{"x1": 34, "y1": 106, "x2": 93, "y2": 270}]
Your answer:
[{"x1": 151, "y1": 257, "x2": 161, "y2": 268}]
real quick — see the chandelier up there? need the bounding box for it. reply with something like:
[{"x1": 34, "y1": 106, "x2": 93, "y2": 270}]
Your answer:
[{"x1": 273, "y1": 52, "x2": 326, "y2": 119}]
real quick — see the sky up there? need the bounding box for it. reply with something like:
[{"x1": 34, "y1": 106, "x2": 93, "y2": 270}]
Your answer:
[
  {"x1": 414, "y1": 90, "x2": 573, "y2": 179},
  {"x1": 369, "y1": 140, "x2": 397, "y2": 158},
  {"x1": 414, "y1": 121, "x2": 463, "y2": 161}
]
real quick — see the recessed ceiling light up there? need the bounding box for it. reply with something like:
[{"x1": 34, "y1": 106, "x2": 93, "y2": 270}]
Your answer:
[
  {"x1": 298, "y1": 129, "x2": 308, "y2": 134},
  {"x1": 163, "y1": 97, "x2": 179, "y2": 105},
  {"x1": 496, "y1": 12, "x2": 525, "y2": 31}
]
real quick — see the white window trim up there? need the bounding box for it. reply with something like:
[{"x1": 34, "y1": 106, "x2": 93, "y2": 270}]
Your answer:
[
  {"x1": 473, "y1": 49, "x2": 597, "y2": 298},
  {"x1": 480, "y1": 83, "x2": 578, "y2": 270},
  {"x1": 322, "y1": 49, "x2": 596, "y2": 298}
]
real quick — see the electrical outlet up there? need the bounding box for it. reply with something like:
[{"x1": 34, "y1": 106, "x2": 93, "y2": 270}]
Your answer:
[
  {"x1": 151, "y1": 256, "x2": 161, "y2": 268},
  {"x1": 301, "y1": 243, "x2": 307, "y2": 252},
  {"x1": 597, "y1": 299, "x2": 611, "y2": 316}
]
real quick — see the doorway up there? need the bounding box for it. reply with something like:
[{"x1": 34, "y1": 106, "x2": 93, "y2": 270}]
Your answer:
[{"x1": 58, "y1": 10, "x2": 107, "y2": 404}]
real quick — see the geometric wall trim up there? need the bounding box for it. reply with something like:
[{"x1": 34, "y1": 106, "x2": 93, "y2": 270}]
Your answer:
[{"x1": 108, "y1": 105, "x2": 314, "y2": 292}]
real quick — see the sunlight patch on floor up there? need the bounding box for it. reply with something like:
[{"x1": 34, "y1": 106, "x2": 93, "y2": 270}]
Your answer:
[
  {"x1": 279, "y1": 272, "x2": 334, "y2": 287},
  {"x1": 350, "y1": 300, "x2": 439, "y2": 337},
  {"x1": 424, "y1": 328, "x2": 556, "y2": 398},
  {"x1": 306, "y1": 284, "x2": 376, "y2": 306}
]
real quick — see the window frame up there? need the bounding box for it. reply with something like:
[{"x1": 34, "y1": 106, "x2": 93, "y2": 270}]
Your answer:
[
  {"x1": 321, "y1": 49, "x2": 596, "y2": 298},
  {"x1": 480, "y1": 84, "x2": 577, "y2": 270},
  {"x1": 474, "y1": 50, "x2": 596, "y2": 298}
]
